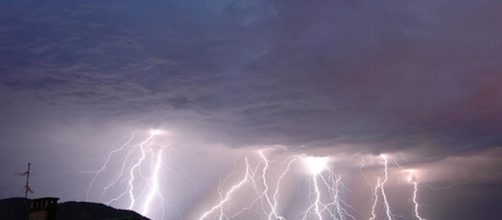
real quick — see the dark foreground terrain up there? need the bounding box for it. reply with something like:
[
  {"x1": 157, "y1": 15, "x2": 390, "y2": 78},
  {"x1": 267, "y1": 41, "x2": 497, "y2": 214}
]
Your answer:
[{"x1": 0, "y1": 198, "x2": 150, "y2": 220}]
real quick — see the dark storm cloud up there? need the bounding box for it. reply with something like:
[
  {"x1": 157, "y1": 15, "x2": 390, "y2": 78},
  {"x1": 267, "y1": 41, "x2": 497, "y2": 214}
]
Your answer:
[{"x1": 1, "y1": 0, "x2": 501, "y2": 158}]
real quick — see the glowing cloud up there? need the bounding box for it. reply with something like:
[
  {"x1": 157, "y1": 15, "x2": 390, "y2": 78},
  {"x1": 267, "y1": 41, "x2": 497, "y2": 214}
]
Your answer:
[
  {"x1": 303, "y1": 156, "x2": 330, "y2": 176},
  {"x1": 149, "y1": 129, "x2": 166, "y2": 136}
]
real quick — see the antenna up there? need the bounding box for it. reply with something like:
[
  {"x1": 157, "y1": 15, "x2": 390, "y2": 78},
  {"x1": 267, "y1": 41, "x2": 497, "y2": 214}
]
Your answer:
[{"x1": 20, "y1": 163, "x2": 33, "y2": 198}]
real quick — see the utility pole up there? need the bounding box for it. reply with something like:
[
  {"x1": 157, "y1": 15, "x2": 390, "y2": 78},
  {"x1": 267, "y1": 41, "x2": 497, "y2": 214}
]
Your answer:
[{"x1": 22, "y1": 163, "x2": 32, "y2": 199}]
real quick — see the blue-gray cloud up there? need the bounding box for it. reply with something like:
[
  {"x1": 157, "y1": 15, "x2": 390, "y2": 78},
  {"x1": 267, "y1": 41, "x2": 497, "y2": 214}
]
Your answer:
[{"x1": 1, "y1": 0, "x2": 501, "y2": 155}]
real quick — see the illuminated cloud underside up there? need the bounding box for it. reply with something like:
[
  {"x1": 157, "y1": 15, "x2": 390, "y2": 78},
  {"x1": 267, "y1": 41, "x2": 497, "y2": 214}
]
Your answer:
[{"x1": 85, "y1": 131, "x2": 438, "y2": 220}]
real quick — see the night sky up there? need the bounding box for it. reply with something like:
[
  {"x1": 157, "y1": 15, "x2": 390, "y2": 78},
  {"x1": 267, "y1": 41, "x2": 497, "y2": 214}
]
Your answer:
[{"x1": 1, "y1": 0, "x2": 501, "y2": 219}]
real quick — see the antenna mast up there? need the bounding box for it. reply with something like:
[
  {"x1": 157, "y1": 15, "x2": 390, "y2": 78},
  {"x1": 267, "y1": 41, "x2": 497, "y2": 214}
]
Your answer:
[{"x1": 23, "y1": 163, "x2": 32, "y2": 199}]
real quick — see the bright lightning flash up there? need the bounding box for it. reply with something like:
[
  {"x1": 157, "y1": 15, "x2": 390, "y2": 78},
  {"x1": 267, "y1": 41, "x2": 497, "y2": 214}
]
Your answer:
[
  {"x1": 85, "y1": 132, "x2": 136, "y2": 201},
  {"x1": 407, "y1": 170, "x2": 426, "y2": 220},
  {"x1": 142, "y1": 146, "x2": 164, "y2": 216},
  {"x1": 150, "y1": 129, "x2": 166, "y2": 136},
  {"x1": 302, "y1": 156, "x2": 329, "y2": 220},
  {"x1": 369, "y1": 177, "x2": 381, "y2": 220},
  {"x1": 84, "y1": 129, "x2": 171, "y2": 219},
  {"x1": 300, "y1": 155, "x2": 357, "y2": 220},
  {"x1": 200, "y1": 149, "x2": 299, "y2": 220},
  {"x1": 367, "y1": 154, "x2": 394, "y2": 220},
  {"x1": 198, "y1": 158, "x2": 252, "y2": 220},
  {"x1": 85, "y1": 136, "x2": 432, "y2": 220},
  {"x1": 127, "y1": 131, "x2": 159, "y2": 210},
  {"x1": 258, "y1": 150, "x2": 287, "y2": 220},
  {"x1": 304, "y1": 156, "x2": 329, "y2": 176},
  {"x1": 380, "y1": 154, "x2": 393, "y2": 220}
]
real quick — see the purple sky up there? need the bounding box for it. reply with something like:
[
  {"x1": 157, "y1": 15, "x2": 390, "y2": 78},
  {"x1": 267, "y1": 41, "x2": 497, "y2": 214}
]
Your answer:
[{"x1": 0, "y1": 0, "x2": 501, "y2": 219}]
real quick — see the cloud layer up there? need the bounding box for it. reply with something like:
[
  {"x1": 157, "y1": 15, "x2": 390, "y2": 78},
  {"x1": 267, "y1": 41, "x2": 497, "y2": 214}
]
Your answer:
[{"x1": 0, "y1": 1, "x2": 501, "y2": 219}]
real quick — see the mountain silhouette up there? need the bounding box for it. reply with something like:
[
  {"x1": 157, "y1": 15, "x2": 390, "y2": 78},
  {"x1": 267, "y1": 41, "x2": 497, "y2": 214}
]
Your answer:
[{"x1": 0, "y1": 197, "x2": 150, "y2": 220}]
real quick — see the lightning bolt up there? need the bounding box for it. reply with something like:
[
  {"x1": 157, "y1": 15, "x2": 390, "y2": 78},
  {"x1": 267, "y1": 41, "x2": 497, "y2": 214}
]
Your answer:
[
  {"x1": 85, "y1": 132, "x2": 136, "y2": 201},
  {"x1": 258, "y1": 150, "x2": 287, "y2": 220},
  {"x1": 312, "y1": 171, "x2": 323, "y2": 220},
  {"x1": 367, "y1": 155, "x2": 394, "y2": 220},
  {"x1": 83, "y1": 129, "x2": 171, "y2": 219},
  {"x1": 369, "y1": 178, "x2": 381, "y2": 220},
  {"x1": 271, "y1": 157, "x2": 296, "y2": 220},
  {"x1": 229, "y1": 151, "x2": 298, "y2": 220},
  {"x1": 380, "y1": 155, "x2": 393, "y2": 220},
  {"x1": 201, "y1": 149, "x2": 301, "y2": 220},
  {"x1": 102, "y1": 145, "x2": 137, "y2": 203},
  {"x1": 141, "y1": 146, "x2": 164, "y2": 216},
  {"x1": 202, "y1": 151, "x2": 428, "y2": 220},
  {"x1": 299, "y1": 155, "x2": 359, "y2": 220},
  {"x1": 199, "y1": 157, "x2": 252, "y2": 220},
  {"x1": 412, "y1": 181, "x2": 425, "y2": 220},
  {"x1": 127, "y1": 132, "x2": 157, "y2": 210},
  {"x1": 85, "y1": 137, "x2": 433, "y2": 220},
  {"x1": 322, "y1": 170, "x2": 357, "y2": 220},
  {"x1": 302, "y1": 156, "x2": 329, "y2": 220},
  {"x1": 407, "y1": 170, "x2": 425, "y2": 220}
]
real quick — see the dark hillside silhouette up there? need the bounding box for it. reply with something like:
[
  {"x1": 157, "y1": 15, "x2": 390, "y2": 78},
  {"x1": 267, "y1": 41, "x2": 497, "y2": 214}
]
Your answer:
[{"x1": 0, "y1": 198, "x2": 150, "y2": 220}]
